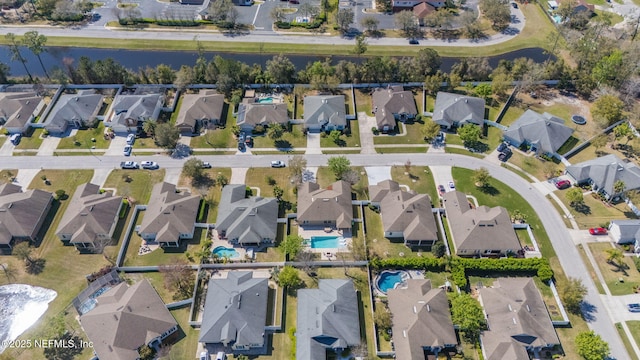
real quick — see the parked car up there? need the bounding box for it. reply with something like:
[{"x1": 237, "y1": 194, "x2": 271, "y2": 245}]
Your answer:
[
  {"x1": 497, "y1": 142, "x2": 508, "y2": 153},
  {"x1": 120, "y1": 161, "x2": 138, "y2": 169},
  {"x1": 215, "y1": 352, "x2": 226, "y2": 360},
  {"x1": 245, "y1": 135, "x2": 253, "y2": 147},
  {"x1": 123, "y1": 145, "x2": 132, "y2": 156},
  {"x1": 238, "y1": 142, "x2": 245, "y2": 151},
  {"x1": 140, "y1": 161, "x2": 159, "y2": 169},
  {"x1": 554, "y1": 180, "x2": 571, "y2": 190},
  {"x1": 409, "y1": 39, "x2": 419, "y2": 45},
  {"x1": 628, "y1": 303, "x2": 640, "y2": 313},
  {"x1": 126, "y1": 133, "x2": 135, "y2": 145},
  {"x1": 9, "y1": 133, "x2": 21, "y2": 145},
  {"x1": 498, "y1": 152, "x2": 509, "y2": 162},
  {"x1": 239, "y1": 132, "x2": 246, "y2": 143},
  {"x1": 511, "y1": 2, "x2": 518, "y2": 8},
  {"x1": 289, "y1": 0, "x2": 299, "y2": 3},
  {"x1": 199, "y1": 350, "x2": 209, "y2": 360},
  {"x1": 589, "y1": 227, "x2": 608, "y2": 235},
  {"x1": 271, "y1": 160, "x2": 286, "y2": 168},
  {"x1": 438, "y1": 184, "x2": 446, "y2": 196},
  {"x1": 202, "y1": 162, "x2": 212, "y2": 169},
  {"x1": 448, "y1": 181, "x2": 455, "y2": 190}
]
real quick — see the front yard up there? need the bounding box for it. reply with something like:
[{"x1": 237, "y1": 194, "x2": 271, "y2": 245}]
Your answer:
[
  {"x1": 589, "y1": 242, "x2": 640, "y2": 296},
  {"x1": 252, "y1": 124, "x2": 307, "y2": 150},
  {"x1": 245, "y1": 167, "x2": 296, "y2": 215},
  {"x1": 390, "y1": 165, "x2": 439, "y2": 201},
  {"x1": 57, "y1": 123, "x2": 111, "y2": 149},
  {"x1": 373, "y1": 121, "x2": 428, "y2": 145},
  {"x1": 177, "y1": 167, "x2": 232, "y2": 223},
  {"x1": 319, "y1": 119, "x2": 361, "y2": 148},
  {"x1": 555, "y1": 189, "x2": 637, "y2": 229},
  {"x1": 15, "y1": 128, "x2": 44, "y2": 150},
  {"x1": 316, "y1": 166, "x2": 368, "y2": 200},
  {"x1": 103, "y1": 169, "x2": 166, "y2": 204}
]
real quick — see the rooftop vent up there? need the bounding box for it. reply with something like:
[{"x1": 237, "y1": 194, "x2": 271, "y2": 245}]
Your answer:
[
  {"x1": 526, "y1": 305, "x2": 530, "y2": 312},
  {"x1": 413, "y1": 306, "x2": 417, "y2": 314},
  {"x1": 508, "y1": 304, "x2": 513, "y2": 312}
]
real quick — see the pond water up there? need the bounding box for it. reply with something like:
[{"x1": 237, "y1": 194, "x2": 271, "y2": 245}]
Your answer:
[{"x1": 0, "y1": 284, "x2": 57, "y2": 354}]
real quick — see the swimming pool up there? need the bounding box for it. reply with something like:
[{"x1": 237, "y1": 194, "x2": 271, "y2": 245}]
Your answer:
[
  {"x1": 212, "y1": 246, "x2": 240, "y2": 259},
  {"x1": 258, "y1": 97, "x2": 274, "y2": 103},
  {"x1": 376, "y1": 270, "x2": 409, "y2": 294},
  {"x1": 310, "y1": 236, "x2": 344, "y2": 249},
  {"x1": 553, "y1": 15, "x2": 562, "y2": 23},
  {"x1": 77, "y1": 286, "x2": 111, "y2": 315}
]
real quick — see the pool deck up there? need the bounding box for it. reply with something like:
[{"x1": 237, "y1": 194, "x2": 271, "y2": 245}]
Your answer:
[
  {"x1": 211, "y1": 231, "x2": 248, "y2": 261},
  {"x1": 298, "y1": 226, "x2": 353, "y2": 258},
  {"x1": 373, "y1": 270, "x2": 425, "y2": 297}
]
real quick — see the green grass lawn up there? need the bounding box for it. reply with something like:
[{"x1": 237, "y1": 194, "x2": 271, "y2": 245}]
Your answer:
[
  {"x1": 373, "y1": 121, "x2": 428, "y2": 145},
  {"x1": 57, "y1": 123, "x2": 111, "y2": 149},
  {"x1": 556, "y1": 136, "x2": 580, "y2": 155},
  {"x1": 555, "y1": 190, "x2": 637, "y2": 229},
  {"x1": 390, "y1": 165, "x2": 439, "y2": 201},
  {"x1": 363, "y1": 207, "x2": 433, "y2": 259},
  {"x1": 354, "y1": 88, "x2": 372, "y2": 114},
  {"x1": 320, "y1": 120, "x2": 361, "y2": 148},
  {"x1": 627, "y1": 321, "x2": 640, "y2": 355},
  {"x1": 190, "y1": 105, "x2": 236, "y2": 149},
  {"x1": 445, "y1": 147, "x2": 485, "y2": 159},
  {"x1": 593, "y1": 9, "x2": 625, "y2": 24},
  {"x1": 507, "y1": 152, "x2": 557, "y2": 181},
  {"x1": 577, "y1": 244, "x2": 607, "y2": 295},
  {"x1": 132, "y1": 137, "x2": 163, "y2": 150},
  {"x1": 0, "y1": 169, "x2": 17, "y2": 183},
  {"x1": 177, "y1": 167, "x2": 231, "y2": 223},
  {"x1": 245, "y1": 167, "x2": 297, "y2": 214},
  {"x1": 616, "y1": 323, "x2": 640, "y2": 360},
  {"x1": 15, "y1": 128, "x2": 44, "y2": 150},
  {"x1": 515, "y1": 228, "x2": 532, "y2": 246},
  {"x1": 123, "y1": 224, "x2": 206, "y2": 267},
  {"x1": 103, "y1": 169, "x2": 166, "y2": 204},
  {"x1": 316, "y1": 166, "x2": 368, "y2": 200},
  {"x1": 0, "y1": 136, "x2": 6, "y2": 147},
  {"x1": 589, "y1": 242, "x2": 640, "y2": 296},
  {"x1": 498, "y1": 104, "x2": 526, "y2": 126},
  {"x1": 253, "y1": 124, "x2": 307, "y2": 149},
  {"x1": 162, "y1": 306, "x2": 201, "y2": 360},
  {"x1": 375, "y1": 146, "x2": 428, "y2": 153}
]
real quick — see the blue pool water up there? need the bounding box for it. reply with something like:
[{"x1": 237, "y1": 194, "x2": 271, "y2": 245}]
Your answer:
[
  {"x1": 212, "y1": 246, "x2": 240, "y2": 258},
  {"x1": 258, "y1": 97, "x2": 274, "y2": 103},
  {"x1": 310, "y1": 236, "x2": 343, "y2": 249},
  {"x1": 553, "y1": 15, "x2": 562, "y2": 23},
  {"x1": 78, "y1": 286, "x2": 111, "y2": 315},
  {"x1": 376, "y1": 271, "x2": 407, "y2": 294}
]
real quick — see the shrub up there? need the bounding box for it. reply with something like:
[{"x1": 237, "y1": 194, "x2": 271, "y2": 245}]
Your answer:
[
  {"x1": 320, "y1": 132, "x2": 327, "y2": 138},
  {"x1": 54, "y1": 189, "x2": 66, "y2": 200},
  {"x1": 634, "y1": 257, "x2": 640, "y2": 272},
  {"x1": 197, "y1": 200, "x2": 206, "y2": 222},
  {"x1": 371, "y1": 127, "x2": 379, "y2": 135},
  {"x1": 266, "y1": 175, "x2": 276, "y2": 186},
  {"x1": 253, "y1": 124, "x2": 266, "y2": 134},
  {"x1": 275, "y1": 21, "x2": 291, "y2": 29}
]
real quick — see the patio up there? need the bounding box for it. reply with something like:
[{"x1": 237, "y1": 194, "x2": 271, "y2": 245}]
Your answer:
[{"x1": 297, "y1": 226, "x2": 353, "y2": 259}]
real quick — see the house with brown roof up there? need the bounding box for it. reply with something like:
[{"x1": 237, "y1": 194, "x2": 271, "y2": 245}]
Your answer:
[
  {"x1": 138, "y1": 182, "x2": 200, "y2": 247},
  {"x1": 479, "y1": 277, "x2": 560, "y2": 360},
  {"x1": 390, "y1": 0, "x2": 444, "y2": 11},
  {"x1": 175, "y1": 90, "x2": 225, "y2": 135},
  {"x1": 56, "y1": 183, "x2": 123, "y2": 251},
  {"x1": 372, "y1": 86, "x2": 418, "y2": 132},
  {"x1": 388, "y1": 279, "x2": 457, "y2": 359},
  {"x1": 0, "y1": 92, "x2": 43, "y2": 134},
  {"x1": 0, "y1": 183, "x2": 53, "y2": 249},
  {"x1": 369, "y1": 180, "x2": 438, "y2": 248},
  {"x1": 414, "y1": 2, "x2": 437, "y2": 25},
  {"x1": 297, "y1": 180, "x2": 353, "y2": 230},
  {"x1": 442, "y1": 191, "x2": 521, "y2": 257},
  {"x1": 236, "y1": 99, "x2": 288, "y2": 132},
  {"x1": 80, "y1": 279, "x2": 178, "y2": 360}
]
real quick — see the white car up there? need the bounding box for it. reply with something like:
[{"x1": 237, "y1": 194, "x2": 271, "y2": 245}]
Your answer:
[
  {"x1": 120, "y1": 161, "x2": 138, "y2": 169},
  {"x1": 140, "y1": 161, "x2": 159, "y2": 169},
  {"x1": 199, "y1": 350, "x2": 209, "y2": 360},
  {"x1": 215, "y1": 352, "x2": 226, "y2": 360},
  {"x1": 448, "y1": 181, "x2": 455, "y2": 190},
  {"x1": 123, "y1": 145, "x2": 132, "y2": 156},
  {"x1": 271, "y1": 160, "x2": 285, "y2": 168},
  {"x1": 126, "y1": 134, "x2": 135, "y2": 145}
]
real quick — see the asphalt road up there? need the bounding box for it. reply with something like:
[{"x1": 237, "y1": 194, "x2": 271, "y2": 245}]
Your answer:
[{"x1": 0, "y1": 152, "x2": 630, "y2": 358}]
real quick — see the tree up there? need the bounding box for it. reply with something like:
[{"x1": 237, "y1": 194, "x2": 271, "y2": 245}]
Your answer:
[
  {"x1": 289, "y1": 155, "x2": 307, "y2": 185},
  {"x1": 374, "y1": 306, "x2": 392, "y2": 332},
  {"x1": 13, "y1": 241, "x2": 45, "y2": 274},
  {"x1": 360, "y1": 16, "x2": 379, "y2": 34},
  {"x1": 182, "y1": 158, "x2": 204, "y2": 180},
  {"x1": 542, "y1": 162, "x2": 558, "y2": 179},
  {"x1": 451, "y1": 293, "x2": 487, "y2": 341},
  {"x1": 576, "y1": 331, "x2": 610, "y2": 360},
  {"x1": 5, "y1": 33, "x2": 33, "y2": 83},
  {"x1": 23, "y1": 31, "x2": 49, "y2": 79},
  {"x1": 208, "y1": 0, "x2": 235, "y2": 22},
  {"x1": 276, "y1": 266, "x2": 302, "y2": 288},
  {"x1": 327, "y1": 156, "x2": 351, "y2": 180},
  {"x1": 460, "y1": 10, "x2": 483, "y2": 39},
  {"x1": 432, "y1": 241, "x2": 446, "y2": 257},
  {"x1": 280, "y1": 234, "x2": 303, "y2": 260},
  {"x1": 413, "y1": 48, "x2": 441, "y2": 78},
  {"x1": 142, "y1": 119, "x2": 157, "y2": 138},
  {"x1": 273, "y1": 185, "x2": 284, "y2": 199},
  {"x1": 480, "y1": 0, "x2": 511, "y2": 30},
  {"x1": 566, "y1": 187, "x2": 584, "y2": 208},
  {"x1": 591, "y1": 134, "x2": 608, "y2": 154},
  {"x1": 592, "y1": 94, "x2": 625, "y2": 128},
  {"x1": 329, "y1": 130, "x2": 342, "y2": 145},
  {"x1": 605, "y1": 248, "x2": 624, "y2": 268},
  {"x1": 266, "y1": 54, "x2": 296, "y2": 84},
  {"x1": 267, "y1": 123, "x2": 285, "y2": 140},
  {"x1": 353, "y1": 34, "x2": 368, "y2": 56},
  {"x1": 335, "y1": 8, "x2": 354, "y2": 33},
  {"x1": 472, "y1": 167, "x2": 491, "y2": 188},
  {"x1": 394, "y1": 10, "x2": 419, "y2": 37},
  {"x1": 341, "y1": 169, "x2": 361, "y2": 185},
  {"x1": 560, "y1": 277, "x2": 587, "y2": 314},
  {"x1": 613, "y1": 180, "x2": 626, "y2": 197},
  {"x1": 158, "y1": 261, "x2": 195, "y2": 300},
  {"x1": 216, "y1": 173, "x2": 228, "y2": 187},
  {"x1": 613, "y1": 122, "x2": 633, "y2": 145},
  {"x1": 298, "y1": 3, "x2": 319, "y2": 18},
  {"x1": 174, "y1": 65, "x2": 195, "y2": 91},
  {"x1": 457, "y1": 124, "x2": 481, "y2": 147},
  {"x1": 424, "y1": 71, "x2": 445, "y2": 96},
  {"x1": 154, "y1": 123, "x2": 180, "y2": 149},
  {"x1": 474, "y1": 83, "x2": 492, "y2": 100}
]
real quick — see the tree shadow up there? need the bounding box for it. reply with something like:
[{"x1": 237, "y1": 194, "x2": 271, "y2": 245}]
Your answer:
[
  {"x1": 26, "y1": 258, "x2": 46, "y2": 275},
  {"x1": 574, "y1": 204, "x2": 591, "y2": 215},
  {"x1": 274, "y1": 140, "x2": 292, "y2": 149},
  {"x1": 580, "y1": 300, "x2": 597, "y2": 323},
  {"x1": 479, "y1": 185, "x2": 500, "y2": 196}
]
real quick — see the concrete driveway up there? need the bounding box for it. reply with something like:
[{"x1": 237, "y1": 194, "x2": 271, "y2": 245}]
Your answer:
[
  {"x1": 305, "y1": 132, "x2": 321, "y2": 155},
  {"x1": 0, "y1": 138, "x2": 15, "y2": 156},
  {"x1": 14, "y1": 169, "x2": 40, "y2": 188},
  {"x1": 163, "y1": 167, "x2": 182, "y2": 185},
  {"x1": 90, "y1": 168, "x2": 113, "y2": 187},
  {"x1": 357, "y1": 112, "x2": 376, "y2": 154},
  {"x1": 430, "y1": 165, "x2": 453, "y2": 192},
  {"x1": 105, "y1": 135, "x2": 128, "y2": 156},
  {"x1": 365, "y1": 166, "x2": 390, "y2": 185}
]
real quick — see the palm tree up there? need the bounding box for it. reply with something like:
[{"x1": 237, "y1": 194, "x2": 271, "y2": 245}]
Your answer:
[
  {"x1": 5, "y1": 33, "x2": 33, "y2": 82},
  {"x1": 22, "y1": 31, "x2": 49, "y2": 79},
  {"x1": 605, "y1": 248, "x2": 624, "y2": 268}
]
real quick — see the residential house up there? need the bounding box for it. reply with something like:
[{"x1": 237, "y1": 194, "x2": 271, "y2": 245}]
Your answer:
[
  {"x1": 106, "y1": 93, "x2": 163, "y2": 133},
  {"x1": 479, "y1": 277, "x2": 560, "y2": 360},
  {"x1": 80, "y1": 279, "x2": 178, "y2": 360},
  {"x1": 297, "y1": 279, "x2": 360, "y2": 360},
  {"x1": 216, "y1": 184, "x2": 278, "y2": 246},
  {"x1": 372, "y1": 86, "x2": 418, "y2": 132},
  {"x1": 175, "y1": 90, "x2": 225, "y2": 135},
  {"x1": 0, "y1": 92, "x2": 43, "y2": 134},
  {"x1": 303, "y1": 95, "x2": 347, "y2": 132},
  {"x1": 432, "y1": 92, "x2": 485, "y2": 129},
  {"x1": 565, "y1": 154, "x2": 640, "y2": 200},
  {"x1": 56, "y1": 183, "x2": 123, "y2": 250},
  {"x1": 442, "y1": 191, "x2": 521, "y2": 257},
  {"x1": 44, "y1": 90, "x2": 103, "y2": 134},
  {"x1": 236, "y1": 99, "x2": 288, "y2": 132},
  {"x1": 414, "y1": 2, "x2": 437, "y2": 26},
  {"x1": 390, "y1": 0, "x2": 444, "y2": 11},
  {"x1": 297, "y1": 180, "x2": 353, "y2": 231},
  {"x1": 0, "y1": 183, "x2": 53, "y2": 249},
  {"x1": 503, "y1": 110, "x2": 574, "y2": 156},
  {"x1": 199, "y1": 272, "x2": 269, "y2": 352},
  {"x1": 388, "y1": 279, "x2": 457, "y2": 359},
  {"x1": 558, "y1": 0, "x2": 594, "y2": 14},
  {"x1": 369, "y1": 180, "x2": 438, "y2": 247},
  {"x1": 138, "y1": 182, "x2": 200, "y2": 247},
  {"x1": 608, "y1": 220, "x2": 640, "y2": 247}
]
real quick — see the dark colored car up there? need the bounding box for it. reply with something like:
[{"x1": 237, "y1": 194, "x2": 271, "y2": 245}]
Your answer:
[
  {"x1": 628, "y1": 303, "x2": 640, "y2": 313},
  {"x1": 589, "y1": 227, "x2": 608, "y2": 235},
  {"x1": 497, "y1": 142, "x2": 508, "y2": 153},
  {"x1": 438, "y1": 185, "x2": 446, "y2": 196},
  {"x1": 511, "y1": 2, "x2": 518, "y2": 8},
  {"x1": 554, "y1": 180, "x2": 571, "y2": 190},
  {"x1": 409, "y1": 39, "x2": 419, "y2": 45}
]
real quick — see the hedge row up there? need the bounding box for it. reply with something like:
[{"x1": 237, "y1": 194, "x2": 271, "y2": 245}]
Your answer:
[{"x1": 369, "y1": 257, "x2": 445, "y2": 271}]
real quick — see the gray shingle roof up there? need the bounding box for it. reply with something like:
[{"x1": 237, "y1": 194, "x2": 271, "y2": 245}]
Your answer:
[
  {"x1": 45, "y1": 91, "x2": 103, "y2": 131},
  {"x1": 503, "y1": 110, "x2": 574, "y2": 154},
  {"x1": 110, "y1": 93, "x2": 162, "y2": 127},
  {"x1": 0, "y1": 183, "x2": 52, "y2": 245},
  {"x1": 297, "y1": 180, "x2": 353, "y2": 228},
  {"x1": 372, "y1": 86, "x2": 417, "y2": 129},
  {"x1": 236, "y1": 102, "x2": 288, "y2": 129},
  {"x1": 479, "y1": 277, "x2": 560, "y2": 360},
  {"x1": 0, "y1": 92, "x2": 42, "y2": 131},
  {"x1": 432, "y1": 92, "x2": 485, "y2": 127},
  {"x1": 80, "y1": 279, "x2": 177, "y2": 360},
  {"x1": 138, "y1": 182, "x2": 200, "y2": 244},
  {"x1": 56, "y1": 183, "x2": 122, "y2": 246},
  {"x1": 388, "y1": 279, "x2": 457, "y2": 359},
  {"x1": 442, "y1": 191, "x2": 520, "y2": 254},
  {"x1": 303, "y1": 95, "x2": 347, "y2": 129},
  {"x1": 297, "y1": 279, "x2": 361, "y2": 360},
  {"x1": 175, "y1": 90, "x2": 225, "y2": 133},
  {"x1": 216, "y1": 184, "x2": 278, "y2": 245},
  {"x1": 199, "y1": 272, "x2": 269, "y2": 347},
  {"x1": 566, "y1": 154, "x2": 640, "y2": 197},
  {"x1": 608, "y1": 220, "x2": 640, "y2": 243}
]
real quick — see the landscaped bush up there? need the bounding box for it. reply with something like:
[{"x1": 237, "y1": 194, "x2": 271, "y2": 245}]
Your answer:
[
  {"x1": 197, "y1": 199, "x2": 206, "y2": 222},
  {"x1": 449, "y1": 257, "x2": 554, "y2": 287},
  {"x1": 369, "y1": 257, "x2": 445, "y2": 271},
  {"x1": 275, "y1": 21, "x2": 291, "y2": 29}
]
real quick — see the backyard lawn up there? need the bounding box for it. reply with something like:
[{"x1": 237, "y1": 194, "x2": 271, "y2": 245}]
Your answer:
[
  {"x1": 364, "y1": 207, "x2": 432, "y2": 259},
  {"x1": 122, "y1": 223, "x2": 207, "y2": 267},
  {"x1": 390, "y1": 165, "x2": 439, "y2": 201},
  {"x1": 15, "y1": 128, "x2": 44, "y2": 150},
  {"x1": 57, "y1": 123, "x2": 111, "y2": 149},
  {"x1": 319, "y1": 120, "x2": 361, "y2": 148},
  {"x1": 252, "y1": 124, "x2": 307, "y2": 149},
  {"x1": 354, "y1": 88, "x2": 372, "y2": 114},
  {"x1": 103, "y1": 169, "x2": 166, "y2": 204},
  {"x1": 555, "y1": 190, "x2": 637, "y2": 229},
  {"x1": 588, "y1": 242, "x2": 640, "y2": 296}
]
